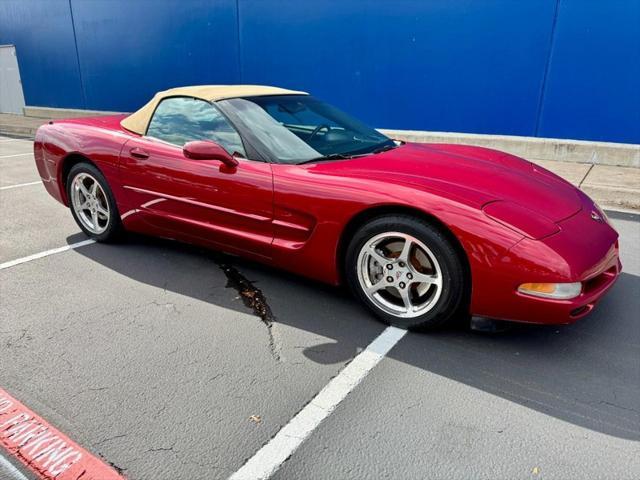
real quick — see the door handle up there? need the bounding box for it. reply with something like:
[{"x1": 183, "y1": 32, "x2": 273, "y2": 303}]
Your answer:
[{"x1": 130, "y1": 147, "x2": 149, "y2": 159}]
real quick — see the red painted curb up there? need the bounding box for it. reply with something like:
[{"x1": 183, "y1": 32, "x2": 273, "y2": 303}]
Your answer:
[{"x1": 0, "y1": 388, "x2": 124, "y2": 480}]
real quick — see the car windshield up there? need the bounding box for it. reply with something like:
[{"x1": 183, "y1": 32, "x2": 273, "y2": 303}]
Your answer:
[{"x1": 217, "y1": 95, "x2": 395, "y2": 164}]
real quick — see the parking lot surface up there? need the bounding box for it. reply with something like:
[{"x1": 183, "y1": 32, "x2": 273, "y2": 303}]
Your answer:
[{"x1": 1, "y1": 135, "x2": 639, "y2": 479}]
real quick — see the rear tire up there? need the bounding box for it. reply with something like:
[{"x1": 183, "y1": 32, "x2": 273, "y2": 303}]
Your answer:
[
  {"x1": 345, "y1": 215, "x2": 468, "y2": 330},
  {"x1": 67, "y1": 162, "x2": 123, "y2": 242}
]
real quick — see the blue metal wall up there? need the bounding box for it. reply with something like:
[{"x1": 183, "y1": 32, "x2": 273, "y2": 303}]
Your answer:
[{"x1": 1, "y1": 0, "x2": 638, "y2": 143}]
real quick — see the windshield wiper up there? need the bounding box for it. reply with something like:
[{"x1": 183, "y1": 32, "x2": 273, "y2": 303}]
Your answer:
[
  {"x1": 371, "y1": 143, "x2": 397, "y2": 154},
  {"x1": 297, "y1": 142, "x2": 399, "y2": 165},
  {"x1": 297, "y1": 153, "x2": 351, "y2": 165}
]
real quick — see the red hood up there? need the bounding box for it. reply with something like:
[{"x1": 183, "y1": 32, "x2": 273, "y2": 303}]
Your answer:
[{"x1": 313, "y1": 143, "x2": 582, "y2": 222}]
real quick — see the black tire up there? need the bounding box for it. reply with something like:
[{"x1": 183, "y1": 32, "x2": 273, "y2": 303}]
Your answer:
[
  {"x1": 345, "y1": 214, "x2": 468, "y2": 330},
  {"x1": 67, "y1": 162, "x2": 123, "y2": 242}
]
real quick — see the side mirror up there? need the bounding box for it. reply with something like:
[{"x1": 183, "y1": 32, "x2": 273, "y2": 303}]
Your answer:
[{"x1": 183, "y1": 140, "x2": 238, "y2": 168}]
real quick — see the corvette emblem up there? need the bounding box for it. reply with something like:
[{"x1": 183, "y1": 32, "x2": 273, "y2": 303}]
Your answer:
[{"x1": 591, "y1": 210, "x2": 602, "y2": 222}]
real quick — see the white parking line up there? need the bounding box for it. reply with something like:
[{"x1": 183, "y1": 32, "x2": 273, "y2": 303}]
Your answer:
[
  {"x1": 0, "y1": 139, "x2": 30, "y2": 143},
  {"x1": 0, "y1": 239, "x2": 96, "y2": 271},
  {"x1": 229, "y1": 325, "x2": 407, "y2": 480},
  {"x1": 0, "y1": 454, "x2": 29, "y2": 480},
  {"x1": 0, "y1": 181, "x2": 41, "y2": 191},
  {"x1": 0, "y1": 153, "x2": 32, "y2": 159}
]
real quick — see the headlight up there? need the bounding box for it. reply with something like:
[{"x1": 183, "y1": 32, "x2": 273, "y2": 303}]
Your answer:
[{"x1": 518, "y1": 282, "x2": 582, "y2": 300}]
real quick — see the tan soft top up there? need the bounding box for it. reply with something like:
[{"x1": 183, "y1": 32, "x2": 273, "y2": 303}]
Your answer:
[{"x1": 120, "y1": 85, "x2": 307, "y2": 135}]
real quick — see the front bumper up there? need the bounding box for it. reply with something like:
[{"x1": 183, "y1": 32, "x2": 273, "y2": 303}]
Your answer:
[
  {"x1": 470, "y1": 205, "x2": 621, "y2": 325},
  {"x1": 507, "y1": 249, "x2": 620, "y2": 324}
]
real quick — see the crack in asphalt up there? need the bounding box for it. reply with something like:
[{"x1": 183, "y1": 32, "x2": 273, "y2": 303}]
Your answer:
[
  {"x1": 216, "y1": 260, "x2": 282, "y2": 362},
  {"x1": 600, "y1": 400, "x2": 640, "y2": 414},
  {"x1": 93, "y1": 433, "x2": 128, "y2": 448},
  {"x1": 4, "y1": 328, "x2": 32, "y2": 348},
  {"x1": 147, "y1": 439, "x2": 178, "y2": 453}
]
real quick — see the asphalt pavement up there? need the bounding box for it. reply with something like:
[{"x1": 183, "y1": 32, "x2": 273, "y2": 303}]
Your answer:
[{"x1": 1, "y1": 135, "x2": 639, "y2": 479}]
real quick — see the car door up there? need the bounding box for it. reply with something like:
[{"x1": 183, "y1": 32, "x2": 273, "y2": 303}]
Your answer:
[{"x1": 119, "y1": 96, "x2": 274, "y2": 259}]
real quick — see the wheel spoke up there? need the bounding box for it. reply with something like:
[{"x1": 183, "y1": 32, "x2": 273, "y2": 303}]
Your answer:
[
  {"x1": 366, "y1": 279, "x2": 391, "y2": 295},
  {"x1": 91, "y1": 210, "x2": 100, "y2": 227},
  {"x1": 366, "y1": 244, "x2": 389, "y2": 265},
  {"x1": 96, "y1": 205, "x2": 109, "y2": 216},
  {"x1": 399, "y1": 287, "x2": 412, "y2": 311},
  {"x1": 398, "y1": 238, "x2": 413, "y2": 263},
  {"x1": 90, "y1": 181, "x2": 98, "y2": 196},
  {"x1": 78, "y1": 182, "x2": 91, "y2": 197},
  {"x1": 79, "y1": 200, "x2": 90, "y2": 210},
  {"x1": 411, "y1": 271, "x2": 440, "y2": 286}
]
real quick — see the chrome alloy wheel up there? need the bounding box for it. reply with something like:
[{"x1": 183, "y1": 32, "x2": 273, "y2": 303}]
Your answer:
[
  {"x1": 70, "y1": 172, "x2": 110, "y2": 234},
  {"x1": 356, "y1": 232, "x2": 443, "y2": 318}
]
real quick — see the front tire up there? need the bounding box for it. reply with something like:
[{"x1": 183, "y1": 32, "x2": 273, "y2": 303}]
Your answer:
[
  {"x1": 345, "y1": 215, "x2": 468, "y2": 330},
  {"x1": 67, "y1": 162, "x2": 122, "y2": 242}
]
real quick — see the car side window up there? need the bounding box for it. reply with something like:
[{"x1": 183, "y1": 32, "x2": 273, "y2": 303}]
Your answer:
[{"x1": 146, "y1": 97, "x2": 246, "y2": 157}]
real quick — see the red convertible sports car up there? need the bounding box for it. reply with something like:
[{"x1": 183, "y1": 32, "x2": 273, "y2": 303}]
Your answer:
[{"x1": 34, "y1": 85, "x2": 621, "y2": 329}]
